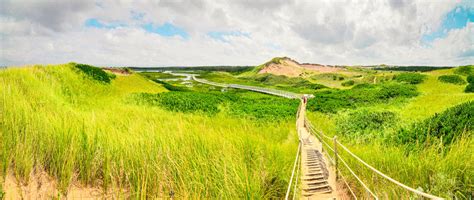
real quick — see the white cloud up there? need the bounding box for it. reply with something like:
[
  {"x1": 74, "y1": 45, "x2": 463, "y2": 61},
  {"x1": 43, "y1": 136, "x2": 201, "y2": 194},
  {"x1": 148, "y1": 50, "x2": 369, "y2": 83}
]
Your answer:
[{"x1": 0, "y1": 0, "x2": 472, "y2": 67}]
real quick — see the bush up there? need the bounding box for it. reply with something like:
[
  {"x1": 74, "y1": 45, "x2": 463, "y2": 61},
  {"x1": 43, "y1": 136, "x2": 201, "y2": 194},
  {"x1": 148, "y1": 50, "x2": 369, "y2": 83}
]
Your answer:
[
  {"x1": 395, "y1": 101, "x2": 473, "y2": 147},
  {"x1": 132, "y1": 90, "x2": 299, "y2": 120},
  {"x1": 467, "y1": 75, "x2": 474, "y2": 83},
  {"x1": 73, "y1": 63, "x2": 115, "y2": 83},
  {"x1": 465, "y1": 75, "x2": 474, "y2": 93},
  {"x1": 307, "y1": 83, "x2": 418, "y2": 113},
  {"x1": 465, "y1": 84, "x2": 474, "y2": 93},
  {"x1": 153, "y1": 80, "x2": 189, "y2": 91},
  {"x1": 438, "y1": 75, "x2": 466, "y2": 85},
  {"x1": 133, "y1": 92, "x2": 223, "y2": 115},
  {"x1": 341, "y1": 80, "x2": 355, "y2": 86},
  {"x1": 393, "y1": 73, "x2": 426, "y2": 84},
  {"x1": 336, "y1": 110, "x2": 398, "y2": 137},
  {"x1": 454, "y1": 65, "x2": 474, "y2": 76}
]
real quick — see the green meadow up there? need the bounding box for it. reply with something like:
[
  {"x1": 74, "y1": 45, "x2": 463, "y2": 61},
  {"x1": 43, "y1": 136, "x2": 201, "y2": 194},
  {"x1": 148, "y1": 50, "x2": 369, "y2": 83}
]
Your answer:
[
  {"x1": 1, "y1": 63, "x2": 473, "y2": 199},
  {"x1": 0, "y1": 64, "x2": 298, "y2": 198}
]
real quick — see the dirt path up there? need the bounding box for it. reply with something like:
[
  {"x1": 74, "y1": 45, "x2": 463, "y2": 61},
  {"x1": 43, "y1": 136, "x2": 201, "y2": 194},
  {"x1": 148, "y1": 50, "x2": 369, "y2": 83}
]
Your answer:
[{"x1": 297, "y1": 101, "x2": 337, "y2": 199}]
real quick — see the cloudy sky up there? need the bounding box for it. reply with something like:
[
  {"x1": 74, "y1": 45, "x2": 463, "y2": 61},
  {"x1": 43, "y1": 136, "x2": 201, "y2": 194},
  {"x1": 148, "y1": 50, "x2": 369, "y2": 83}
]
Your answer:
[{"x1": 0, "y1": 0, "x2": 473, "y2": 67}]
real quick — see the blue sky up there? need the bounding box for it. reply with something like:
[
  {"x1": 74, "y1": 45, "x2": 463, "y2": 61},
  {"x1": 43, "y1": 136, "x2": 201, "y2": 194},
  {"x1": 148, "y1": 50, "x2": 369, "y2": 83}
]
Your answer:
[
  {"x1": 142, "y1": 22, "x2": 189, "y2": 39},
  {"x1": 86, "y1": 18, "x2": 190, "y2": 39},
  {"x1": 422, "y1": 5, "x2": 474, "y2": 43},
  {"x1": 207, "y1": 31, "x2": 250, "y2": 43},
  {"x1": 85, "y1": 18, "x2": 126, "y2": 29}
]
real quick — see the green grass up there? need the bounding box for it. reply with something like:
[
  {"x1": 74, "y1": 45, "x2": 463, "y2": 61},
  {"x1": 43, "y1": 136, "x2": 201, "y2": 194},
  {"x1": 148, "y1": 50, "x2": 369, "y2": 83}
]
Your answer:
[
  {"x1": 140, "y1": 72, "x2": 186, "y2": 79},
  {"x1": 305, "y1": 67, "x2": 474, "y2": 199},
  {"x1": 307, "y1": 82, "x2": 419, "y2": 113},
  {"x1": 0, "y1": 64, "x2": 298, "y2": 198},
  {"x1": 199, "y1": 72, "x2": 326, "y2": 93}
]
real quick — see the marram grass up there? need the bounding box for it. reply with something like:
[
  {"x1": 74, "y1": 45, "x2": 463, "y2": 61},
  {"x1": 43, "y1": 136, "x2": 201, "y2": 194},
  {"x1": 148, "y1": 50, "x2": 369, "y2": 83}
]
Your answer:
[{"x1": 0, "y1": 64, "x2": 298, "y2": 198}]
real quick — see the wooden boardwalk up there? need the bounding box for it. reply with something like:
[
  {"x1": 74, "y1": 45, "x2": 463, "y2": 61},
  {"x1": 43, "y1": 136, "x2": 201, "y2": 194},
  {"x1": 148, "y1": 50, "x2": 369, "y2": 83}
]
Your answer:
[{"x1": 297, "y1": 101, "x2": 337, "y2": 199}]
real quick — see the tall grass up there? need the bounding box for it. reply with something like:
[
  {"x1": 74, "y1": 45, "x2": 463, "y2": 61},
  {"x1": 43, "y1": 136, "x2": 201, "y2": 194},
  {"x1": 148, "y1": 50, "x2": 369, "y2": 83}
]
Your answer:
[
  {"x1": 307, "y1": 112, "x2": 474, "y2": 199},
  {"x1": 305, "y1": 67, "x2": 474, "y2": 198},
  {"x1": 0, "y1": 64, "x2": 298, "y2": 198}
]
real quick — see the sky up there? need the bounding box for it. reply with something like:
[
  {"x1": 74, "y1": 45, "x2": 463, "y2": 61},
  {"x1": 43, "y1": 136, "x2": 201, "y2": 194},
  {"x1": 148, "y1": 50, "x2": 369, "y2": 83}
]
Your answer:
[{"x1": 0, "y1": 0, "x2": 473, "y2": 67}]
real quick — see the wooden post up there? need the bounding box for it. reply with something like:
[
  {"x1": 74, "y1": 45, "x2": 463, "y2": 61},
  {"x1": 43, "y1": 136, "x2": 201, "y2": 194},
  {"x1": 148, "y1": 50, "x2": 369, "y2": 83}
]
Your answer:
[{"x1": 333, "y1": 136, "x2": 338, "y2": 181}]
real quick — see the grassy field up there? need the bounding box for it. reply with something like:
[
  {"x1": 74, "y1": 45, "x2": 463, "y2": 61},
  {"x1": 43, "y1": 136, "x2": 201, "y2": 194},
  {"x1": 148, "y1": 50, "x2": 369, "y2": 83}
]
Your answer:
[
  {"x1": 306, "y1": 68, "x2": 474, "y2": 198},
  {"x1": 2, "y1": 63, "x2": 473, "y2": 199},
  {"x1": 0, "y1": 64, "x2": 298, "y2": 198}
]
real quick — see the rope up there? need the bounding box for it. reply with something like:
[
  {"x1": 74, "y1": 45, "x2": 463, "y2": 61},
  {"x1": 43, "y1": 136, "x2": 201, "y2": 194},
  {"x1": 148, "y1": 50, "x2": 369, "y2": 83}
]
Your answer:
[
  {"x1": 285, "y1": 141, "x2": 301, "y2": 200},
  {"x1": 336, "y1": 153, "x2": 378, "y2": 199},
  {"x1": 336, "y1": 141, "x2": 444, "y2": 200},
  {"x1": 292, "y1": 150, "x2": 301, "y2": 200},
  {"x1": 337, "y1": 168, "x2": 358, "y2": 200}
]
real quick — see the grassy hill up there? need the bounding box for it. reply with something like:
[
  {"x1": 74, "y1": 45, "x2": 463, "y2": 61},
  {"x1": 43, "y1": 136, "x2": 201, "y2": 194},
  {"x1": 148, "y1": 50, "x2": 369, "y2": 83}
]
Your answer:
[
  {"x1": 0, "y1": 63, "x2": 298, "y2": 198},
  {"x1": 306, "y1": 67, "x2": 474, "y2": 198}
]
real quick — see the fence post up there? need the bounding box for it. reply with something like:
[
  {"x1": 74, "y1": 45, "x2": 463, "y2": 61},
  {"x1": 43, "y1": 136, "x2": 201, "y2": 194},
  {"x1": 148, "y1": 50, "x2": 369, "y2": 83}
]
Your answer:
[{"x1": 333, "y1": 136, "x2": 338, "y2": 181}]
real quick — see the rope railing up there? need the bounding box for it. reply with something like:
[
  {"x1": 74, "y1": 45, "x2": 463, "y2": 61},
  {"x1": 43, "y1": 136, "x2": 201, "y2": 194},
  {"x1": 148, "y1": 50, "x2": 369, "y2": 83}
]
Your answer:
[
  {"x1": 285, "y1": 141, "x2": 301, "y2": 200},
  {"x1": 304, "y1": 117, "x2": 444, "y2": 200}
]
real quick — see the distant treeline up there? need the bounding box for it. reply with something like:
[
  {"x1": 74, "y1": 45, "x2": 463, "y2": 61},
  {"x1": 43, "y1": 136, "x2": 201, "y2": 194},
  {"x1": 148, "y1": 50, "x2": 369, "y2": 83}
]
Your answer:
[
  {"x1": 130, "y1": 66, "x2": 255, "y2": 73},
  {"x1": 374, "y1": 66, "x2": 453, "y2": 72}
]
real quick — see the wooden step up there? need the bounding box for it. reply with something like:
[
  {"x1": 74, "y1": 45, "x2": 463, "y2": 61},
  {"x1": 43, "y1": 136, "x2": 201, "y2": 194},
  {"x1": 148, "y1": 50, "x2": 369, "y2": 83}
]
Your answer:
[
  {"x1": 306, "y1": 172, "x2": 323, "y2": 176},
  {"x1": 306, "y1": 179, "x2": 328, "y2": 185},
  {"x1": 303, "y1": 176, "x2": 325, "y2": 181},
  {"x1": 303, "y1": 184, "x2": 331, "y2": 192}
]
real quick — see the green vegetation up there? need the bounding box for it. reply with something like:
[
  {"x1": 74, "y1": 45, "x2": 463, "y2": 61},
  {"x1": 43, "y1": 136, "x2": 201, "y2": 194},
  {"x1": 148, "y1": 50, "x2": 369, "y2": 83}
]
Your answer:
[
  {"x1": 341, "y1": 80, "x2": 355, "y2": 86},
  {"x1": 374, "y1": 66, "x2": 453, "y2": 72},
  {"x1": 306, "y1": 67, "x2": 474, "y2": 198},
  {"x1": 454, "y1": 65, "x2": 474, "y2": 76},
  {"x1": 438, "y1": 75, "x2": 466, "y2": 85},
  {"x1": 248, "y1": 74, "x2": 326, "y2": 90},
  {"x1": 395, "y1": 101, "x2": 473, "y2": 148},
  {"x1": 336, "y1": 109, "x2": 397, "y2": 138},
  {"x1": 393, "y1": 72, "x2": 426, "y2": 84},
  {"x1": 0, "y1": 64, "x2": 298, "y2": 198},
  {"x1": 152, "y1": 80, "x2": 190, "y2": 91},
  {"x1": 132, "y1": 66, "x2": 254, "y2": 74},
  {"x1": 307, "y1": 83, "x2": 418, "y2": 113},
  {"x1": 465, "y1": 75, "x2": 474, "y2": 93},
  {"x1": 465, "y1": 84, "x2": 474, "y2": 93},
  {"x1": 132, "y1": 90, "x2": 299, "y2": 121},
  {"x1": 200, "y1": 72, "x2": 326, "y2": 93},
  {"x1": 73, "y1": 63, "x2": 115, "y2": 83},
  {"x1": 140, "y1": 71, "x2": 186, "y2": 79},
  {"x1": 133, "y1": 92, "x2": 223, "y2": 115}
]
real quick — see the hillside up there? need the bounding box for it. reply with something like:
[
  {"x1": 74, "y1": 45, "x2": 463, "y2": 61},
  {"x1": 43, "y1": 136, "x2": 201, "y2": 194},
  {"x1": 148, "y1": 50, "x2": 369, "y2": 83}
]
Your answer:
[
  {"x1": 253, "y1": 57, "x2": 345, "y2": 77},
  {"x1": 0, "y1": 64, "x2": 298, "y2": 199}
]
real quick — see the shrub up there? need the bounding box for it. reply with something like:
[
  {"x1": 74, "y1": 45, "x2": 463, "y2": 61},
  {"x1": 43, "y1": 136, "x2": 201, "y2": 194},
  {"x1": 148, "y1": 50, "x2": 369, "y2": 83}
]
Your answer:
[
  {"x1": 336, "y1": 109, "x2": 397, "y2": 137},
  {"x1": 438, "y1": 75, "x2": 466, "y2": 85},
  {"x1": 73, "y1": 63, "x2": 114, "y2": 83},
  {"x1": 133, "y1": 92, "x2": 223, "y2": 115},
  {"x1": 341, "y1": 80, "x2": 355, "y2": 86},
  {"x1": 395, "y1": 101, "x2": 473, "y2": 147},
  {"x1": 228, "y1": 95, "x2": 299, "y2": 120},
  {"x1": 467, "y1": 75, "x2": 474, "y2": 83},
  {"x1": 153, "y1": 80, "x2": 189, "y2": 91},
  {"x1": 465, "y1": 84, "x2": 474, "y2": 93},
  {"x1": 132, "y1": 90, "x2": 299, "y2": 120},
  {"x1": 454, "y1": 65, "x2": 474, "y2": 76},
  {"x1": 307, "y1": 82, "x2": 418, "y2": 113},
  {"x1": 393, "y1": 73, "x2": 426, "y2": 84}
]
